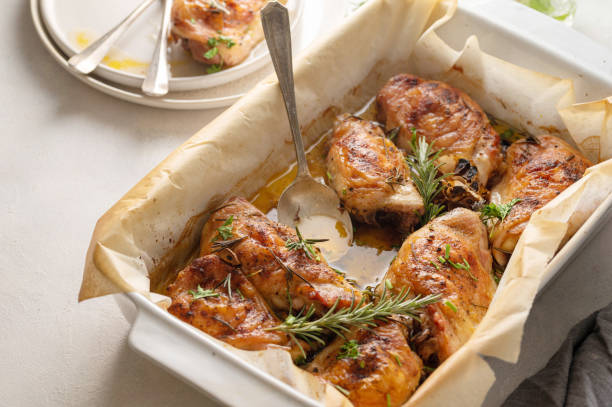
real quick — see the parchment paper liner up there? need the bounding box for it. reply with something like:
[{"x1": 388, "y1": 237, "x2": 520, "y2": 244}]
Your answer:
[{"x1": 79, "y1": 0, "x2": 612, "y2": 405}]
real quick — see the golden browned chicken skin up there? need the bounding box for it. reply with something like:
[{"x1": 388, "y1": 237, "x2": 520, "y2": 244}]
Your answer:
[
  {"x1": 200, "y1": 197, "x2": 361, "y2": 317},
  {"x1": 307, "y1": 322, "x2": 423, "y2": 407},
  {"x1": 490, "y1": 134, "x2": 591, "y2": 264},
  {"x1": 383, "y1": 208, "x2": 496, "y2": 365},
  {"x1": 172, "y1": 0, "x2": 270, "y2": 67},
  {"x1": 168, "y1": 255, "x2": 295, "y2": 352},
  {"x1": 377, "y1": 74, "x2": 503, "y2": 203},
  {"x1": 327, "y1": 114, "x2": 424, "y2": 232}
]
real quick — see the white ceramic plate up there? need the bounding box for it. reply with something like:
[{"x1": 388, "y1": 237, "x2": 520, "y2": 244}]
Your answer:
[
  {"x1": 31, "y1": 0, "x2": 354, "y2": 109},
  {"x1": 40, "y1": 0, "x2": 305, "y2": 91}
]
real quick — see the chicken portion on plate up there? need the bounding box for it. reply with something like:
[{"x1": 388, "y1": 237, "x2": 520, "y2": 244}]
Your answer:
[
  {"x1": 376, "y1": 74, "x2": 503, "y2": 204},
  {"x1": 383, "y1": 208, "x2": 496, "y2": 365},
  {"x1": 326, "y1": 114, "x2": 424, "y2": 232},
  {"x1": 167, "y1": 254, "x2": 297, "y2": 353},
  {"x1": 172, "y1": 0, "x2": 271, "y2": 69},
  {"x1": 307, "y1": 322, "x2": 423, "y2": 407},
  {"x1": 489, "y1": 134, "x2": 592, "y2": 264},
  {"x1": 199, "y1": 197, "x2": 361, "y2": 317}
]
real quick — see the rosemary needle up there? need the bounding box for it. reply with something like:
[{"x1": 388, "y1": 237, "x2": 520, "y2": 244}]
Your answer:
[{"x1": 405, "y1": 131, "x2": 448, "y2": 226}]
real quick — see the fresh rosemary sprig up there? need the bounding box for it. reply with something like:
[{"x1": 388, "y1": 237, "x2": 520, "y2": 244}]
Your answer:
[
  {"x1": 267, "y1": 287, "x2": 441, "y2": 345},
  {"x1": 189, "y1": 285, "x2": 220, "y2": 300},
  {"x1": 285, "y1": 227, "x2": 329, "y2": 261},
  {"x1": 337, "y1": 339, "x2": 361, "y2": 360},
  {"x1": 212, "y1": 215, "x2": 234, "y2": 242},
  {"x1": 405, "y1": 129, "x2": 448, "y2": 225}
]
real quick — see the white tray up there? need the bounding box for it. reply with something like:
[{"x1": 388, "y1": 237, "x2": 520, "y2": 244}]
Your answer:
[{"x1": 119, "y1": 1, "x2": 612, "y2": 406}]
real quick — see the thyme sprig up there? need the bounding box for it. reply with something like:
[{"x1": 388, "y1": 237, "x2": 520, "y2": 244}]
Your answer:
[
  {"x1": 385, "y1": 167, "x2": 405, "y2": 190},
  {"x1": 480, "y1": 198, "x2": 521, "y2": 238},
  {"x1": 437, "y1": 244, "x2": 478, "y2": 281},
  {"x1": 267, "y1": 287, "x2": 441, "y2": 345},
  {"x1": 480, "y1": 198, "x2": 521, "y2": 223},
  {"x1": 405, "y1": 129, "x2": 449, "y2": 225},
  {"x1": 285, "y1": 227, "x2": 328, "y2": 261},
  {"x1": 189, "y1": 285, "x2": 220, "y2": 300},
  {"x1": 337, "y1": 340, "x2": 361, "y2": 360}
]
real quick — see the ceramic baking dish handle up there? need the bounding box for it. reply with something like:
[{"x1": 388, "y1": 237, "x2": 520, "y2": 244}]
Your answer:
[{"x1": 127, "y1": 293, "x2": 320, "y2": 407}]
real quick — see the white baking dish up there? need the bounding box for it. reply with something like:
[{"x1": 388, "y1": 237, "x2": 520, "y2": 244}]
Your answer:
[{"x1": 116, "y1": 1, "x2": 612, "y2": 406}]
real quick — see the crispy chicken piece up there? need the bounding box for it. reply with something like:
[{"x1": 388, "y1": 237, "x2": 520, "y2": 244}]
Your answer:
[
  {"x1": 200, "y1": 197, "x2": 360, "y2": 316},
  {"x1": 171, "y1": 0, "x2": 271, "y2": 67},
  {"x1": 490, "y1": 135, "x2": 591, "y2": 264},
  {"x1": 326, "y1": 115, "x2": 424, "y2": 232},
  {"x1": 377, "y1": 74, "x2": 503, "y2": 204},
  {"x1": 168, "y1": 255, "x2": 294, "y2": 352},
  {"x1": 307, "y1": 322, "x2": 423, "y2": 407},
  {"x1": 383, "y1": 208, "x2": 496, "y2": 365}
]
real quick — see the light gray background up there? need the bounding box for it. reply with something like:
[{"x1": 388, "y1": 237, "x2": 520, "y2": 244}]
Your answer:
[{"x1": 1, "y1": 1, "x2": 611, "y2": 406}]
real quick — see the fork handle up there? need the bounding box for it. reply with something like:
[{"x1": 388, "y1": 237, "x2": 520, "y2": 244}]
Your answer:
[{"x1": 142, "y1": 0, "x2": 175, "y2": 97}]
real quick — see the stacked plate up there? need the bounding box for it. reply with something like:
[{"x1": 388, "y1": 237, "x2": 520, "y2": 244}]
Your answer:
[{"x1": 32, "y1": 0, "x2": 356, "y2": 109}]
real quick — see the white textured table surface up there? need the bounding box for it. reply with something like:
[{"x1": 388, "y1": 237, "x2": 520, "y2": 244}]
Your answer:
[{"x1": 1, "y1": 1, "x2": 611, "y2": 407}]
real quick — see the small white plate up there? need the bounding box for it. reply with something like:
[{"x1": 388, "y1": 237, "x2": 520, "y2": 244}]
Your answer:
[
  {"x1": 31, "y1": 0, "x2": 354, "y2": 109},
  {"x1": 39, "y1": 0, "x2": 305, "y2": 92}
]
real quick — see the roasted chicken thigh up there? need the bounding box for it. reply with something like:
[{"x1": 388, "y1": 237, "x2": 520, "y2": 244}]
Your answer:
[
  {"x1": 199, "y1": 197, "x2": 360, "y2": 316},
  {"x1": 168, "y1": 255, "x2": 294, "y2": 352},
  {"x1": 307, "y1": 322, "x2": 423, "y2": 407},
  {"x1": 172, "y1": 0, "x2": 270, "y2": 68},
  {"x1": 490, "y1": 134, "x2": 591, "y2": 264},
  {"x1": 383, "y1": 208, "x2": 496, "y2": 365},
  {"x1": 377, "y1": 74, "x2": 503, "y2": 203},
  {"x1": 327, "y1": 115, "x2": 424, "y2": 232}
]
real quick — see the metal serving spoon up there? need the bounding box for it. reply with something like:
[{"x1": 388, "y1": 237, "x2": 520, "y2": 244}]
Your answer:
[
  {"x1": 142, "y1": 0, "x2": 174, "y2": 96},
  {"x1": 68, "y1": 0, "x2": 157, "y2": 74},
  {"x1": 261, "y1": 2, "x2": 353, "y2": 260}
]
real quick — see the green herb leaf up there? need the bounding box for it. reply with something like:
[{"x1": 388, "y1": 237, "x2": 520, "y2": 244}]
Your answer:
[
  {"x1": 189, "y1": 285, "x2": 220, "y2": 300},
  {"x1": 204, "y1": 46, "x2": 219, "y2": 59},
  {"x1": 206, "y1": 64, "x2": 223, "y2": 74},
  {"x1": 480, "y1": 198, "x2": 521, "y2": 223},
  {"x1": 444, "y1": 300, "x2": 457, "y2": 312},
  {"x1": 392, "y1": 353, "x2": 402, "y2": 366},
  {"x1": 387, "y1": 393, "x2": 392, "y2": 407},
  {"x1": 334, "y1": 384, "x2": 350, "y2": 397},
  {"x1": 385, "y1": 279, "x2": 393, "y2": 290},
  {"x1": 217, "y1": 35, "x2": 236, "y2": 48},
  {"x1": 212, "y1": 215, "x2": 234, "y2": 241},
  {"x1": 337, "y1": 339, "x2": 361, "y2": 359},
  {"x1": 387, "y1": 127, "x2": 400, "y2": 140}
]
